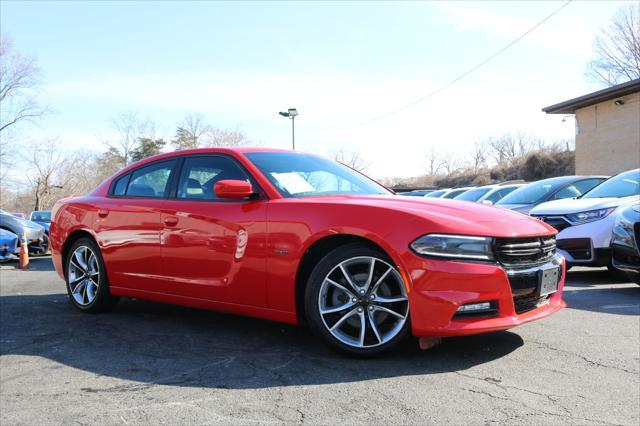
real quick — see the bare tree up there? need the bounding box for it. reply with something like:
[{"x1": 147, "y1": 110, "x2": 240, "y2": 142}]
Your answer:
[
  {"x1": 0, "y1": 34, "x2": 47, "y2": 134},
  {"x1": 202, "y1": 128, "x2": 250, "y2": 147},
  {"x1": 470, "y1": 140, "x2": 488, "y2": 171},
  {"x1": 440, "y1": 152, "x2": 466, "y2": 175},
  {"x1": 172, "y1": 112, "x2": 212, "y2": 150},
  {"x1": 486, "y1": 132, "x2": 543, "y2": 166},
  {"x1": 424, "y1": 147, "x2": 445, "y2": 176},
  {"x1": 21, "y1": 139, "x2": 71, "y2": 211},
  {"x1": 587, "y1": 4, "x2": 640, "y2": 86},
  {"x1": 331, "y1": 150, "x2": 370, "y2": 171},
  {"x1": 104, "y1": 112, "x2": 154, "y2": 167}
]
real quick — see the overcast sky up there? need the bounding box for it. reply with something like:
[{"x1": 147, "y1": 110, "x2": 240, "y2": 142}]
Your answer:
[{"x1": 1, "y1": 0, "x2": 633, "y2": 178}]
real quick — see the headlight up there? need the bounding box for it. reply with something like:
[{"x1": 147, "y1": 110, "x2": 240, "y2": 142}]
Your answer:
[
  {"x1": 612, "y1": 214, "x2": 635, "y2": 248},
  {"x1": 565, "y1": 208, "x2": 614, "y2": 225},
  {"x1": 410, "y1": 234, "x2": 494, "y2": 261}
]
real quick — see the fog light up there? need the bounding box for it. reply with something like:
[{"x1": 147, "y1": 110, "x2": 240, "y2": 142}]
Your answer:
[{"x1": 457, "y1": 302, "x2": 492, "y2": 313}]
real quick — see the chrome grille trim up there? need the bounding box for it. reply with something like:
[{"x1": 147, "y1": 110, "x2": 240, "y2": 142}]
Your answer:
[{"x1": 494, "y1": 236, "x2": 557, "y2": 267}]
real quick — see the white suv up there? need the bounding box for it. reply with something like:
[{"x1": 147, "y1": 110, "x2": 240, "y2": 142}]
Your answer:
[{"x1": 530, "y1": 169, "x2": 640, "y2": 268}]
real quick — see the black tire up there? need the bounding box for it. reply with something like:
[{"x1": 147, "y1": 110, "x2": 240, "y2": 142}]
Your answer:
[
  {"x1": 304, "y1": 243, "x2": 411, "y2": 356},
  {"x1": 65, "y1": 237, "x2": 118, "y2": 313}
]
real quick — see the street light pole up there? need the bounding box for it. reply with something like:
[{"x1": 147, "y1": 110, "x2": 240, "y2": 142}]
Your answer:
[
  {"x1": 279, "y1": 108, "x2": 299, "y2": 150},
  {"x1": 291, "y1": 116, "x2": 295, "y2": 150}
]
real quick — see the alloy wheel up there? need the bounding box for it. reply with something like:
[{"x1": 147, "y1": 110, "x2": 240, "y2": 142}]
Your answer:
[
  {"x1": 67, "y1": 245, "x2": 100, "y2": 306},
  {"x1": 318, "y1": 256, "x2": 409, "y2": 349}
]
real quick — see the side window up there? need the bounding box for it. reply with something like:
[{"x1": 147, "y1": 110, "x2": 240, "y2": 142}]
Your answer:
[
  {"x1": 177, "y1": 156, "x2": 250, "y2": 200},
  {"x1": 485, "y1": 188, "x2": 506, "y2": 203},
  {"x1": 554, "y1": 185, "x2": 581, "y2": 200},
  {"x1": 573, "y1": 178, "x2": 604, "y2": 195},
  {"x1": 126, "y1": 160, "x2": 177, "y2": 198},
  {"x1": 112, "y1": 174, "x2": 130, "y2": 196}
]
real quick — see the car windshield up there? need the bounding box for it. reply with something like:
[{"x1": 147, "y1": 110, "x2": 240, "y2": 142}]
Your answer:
[
  {"x1": 582, "y1": 169, "x2": 640, "y2": 198},
  {"x1": 455, "y1": 187, "x2": 491, "y2": 201},
  {"x1": 244, "y1": 152, "x2": 390, "y2": 198},
  {"x1": 497, "y1": 176, "x2": 575, "y2": 205},
  {"x1": 31, "y1": 211, "x2": 51, "y2": 222},
  {"x1": 425, "y1": 189, "x2": 447, "y2": 198}
]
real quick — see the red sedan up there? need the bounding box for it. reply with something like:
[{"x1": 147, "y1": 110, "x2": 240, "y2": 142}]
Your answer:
[{"x1": 50, "y1": 148, "x2": 566, "y2": 356}]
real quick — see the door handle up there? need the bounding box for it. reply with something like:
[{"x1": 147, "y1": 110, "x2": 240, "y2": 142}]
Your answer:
[
  {"x1": 164, "y1": 216, "x2": 178, "y2": 226},
  {"x1": 97, "y1": 209, "x2": 109, "y2": 218}
]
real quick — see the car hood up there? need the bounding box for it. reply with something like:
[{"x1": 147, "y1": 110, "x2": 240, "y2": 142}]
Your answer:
[
  {"x1": 530, "y1": 195, "x2": 640, "y2": 215},
  {"x1": 297, "y1": 195, "x2": 555, "y2": 237}
]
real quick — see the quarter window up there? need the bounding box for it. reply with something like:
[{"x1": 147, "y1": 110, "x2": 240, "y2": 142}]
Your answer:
[
  {"x1": 126, "y1": 160, "x2": 176, "y2": 198},
  {"x1": 176, "y1": 156, "x2": 251, "y2": 200},
  {"x1": 112, "y1": 174, "x2": 130, "y2": 196}
]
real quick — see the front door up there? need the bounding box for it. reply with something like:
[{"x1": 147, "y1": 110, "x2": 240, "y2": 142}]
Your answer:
[{"x1": 160, "y1": 155, "x2": 268, "y2": 306}]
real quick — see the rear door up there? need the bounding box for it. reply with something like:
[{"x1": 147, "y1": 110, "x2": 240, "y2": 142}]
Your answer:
[
  {"x1": 93, "y1": 159, "x2": 178, "y2": 293},
  {"x1": 160, "y1": 155, "x2": 268, "y2": 306}
]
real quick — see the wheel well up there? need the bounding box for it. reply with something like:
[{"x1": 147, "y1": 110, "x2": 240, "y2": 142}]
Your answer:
[
  {"x1": 295, "y1": 234, "x2": 387, "y2": 323},
  {"x1": 61, "y1": 230, "x2": 96, "y2": 276}
]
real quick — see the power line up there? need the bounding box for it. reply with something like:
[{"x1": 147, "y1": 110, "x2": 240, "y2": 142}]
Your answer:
[{"x1": 359, "y1": 0, "x2": 573, "y2": 125}]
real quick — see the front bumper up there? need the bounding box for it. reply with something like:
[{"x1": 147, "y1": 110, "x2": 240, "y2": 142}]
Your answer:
[
  {"x1": 403, "y1": 253, "x2": 566, "y2": 338},
  {"x1": 611, "y1": 243, "x2": 640, "y2": 273},
  {"x1": 538, "y1": 214, "x2": 616, "y2": 266}
]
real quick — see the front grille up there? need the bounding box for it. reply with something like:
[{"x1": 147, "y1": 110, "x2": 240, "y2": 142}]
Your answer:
[
  {"x1": 506, "y1": 271, "x2": 538, "y2": 296},
  {"x1": 513, "y1": 293, "x2": 551, "y2": 314},
  {"x1": 494, "y1": 236, "x2": 556, "y2": 267},
  {"x1": 532, "y1": 215, "x2": 572, "y2": 232}
]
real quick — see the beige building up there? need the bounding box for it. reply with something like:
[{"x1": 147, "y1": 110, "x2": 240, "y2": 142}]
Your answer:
[{"x1": 543, "y1": 78, "x2": 640, "y2": 175}]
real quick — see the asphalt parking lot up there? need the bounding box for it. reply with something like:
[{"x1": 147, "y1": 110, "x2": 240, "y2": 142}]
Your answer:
[{"x1": 0, "y1": 257, "x2": 638, "y2": 425}]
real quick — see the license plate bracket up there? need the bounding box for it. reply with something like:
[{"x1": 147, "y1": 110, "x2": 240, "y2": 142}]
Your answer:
[{"x1": 538, "y1": 264, "x2": 560, "y2": 296}]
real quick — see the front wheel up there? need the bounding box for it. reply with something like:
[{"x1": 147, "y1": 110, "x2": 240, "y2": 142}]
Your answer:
[
  {"x1": 65, "y1": 238, "x2": 118, "y2": 313},
  {"x1": 305, "y1": 244, "x2": 411, "y2": 356}
]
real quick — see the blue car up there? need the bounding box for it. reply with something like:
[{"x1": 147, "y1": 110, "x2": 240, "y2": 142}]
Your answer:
[{"x1": 0, "y1": 229, "x2": 19, "y2": 261}]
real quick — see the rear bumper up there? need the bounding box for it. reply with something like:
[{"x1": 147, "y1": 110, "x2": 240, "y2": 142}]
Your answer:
[{"x1": 403, "y1": 253, "x2": 566, "y2": 338}]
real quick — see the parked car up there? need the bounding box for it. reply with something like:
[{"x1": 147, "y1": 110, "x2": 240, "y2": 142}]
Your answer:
[
  {"x1": 530, "y1": 169, "x2": 640, "y2": 269},
  {"x1": 454, "y1": 182, "x2": 524, "y2": 204},
  {"x1": 398, "y1": 190, "x2": 434, "y2": 197},
  {"x1": 51, "y1": 148, "x2": 565, "y2": 356},
  {"x1": 0, "y1": 229, "x2": 19, "y2": 262},
  {"x1": 496, "y1": 175, "x2": 607, "y2": 214},
  {"x1": 441, "y1": 187, "x2": 475, "y2": 199},
  {"x1": 611, "y1": 203, "x2": 640, "y2": 284},
  {"x1": 0, "y1": 209, "x2": 47, "y2": 255},
  {"x1": 424, "y1": 188, "x2": 450, "y2": 198},
  {"x1": 30, "y1": 210, "x2": 51, "y2": 253}
]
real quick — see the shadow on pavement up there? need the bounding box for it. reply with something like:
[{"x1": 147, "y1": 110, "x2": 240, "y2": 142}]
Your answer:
[
  {"x1": 564, "y1": 269, "x2": 640, "y2": 315},
  {"x1": 0, "y1": 293, "x2": 524, "y2": 390}
]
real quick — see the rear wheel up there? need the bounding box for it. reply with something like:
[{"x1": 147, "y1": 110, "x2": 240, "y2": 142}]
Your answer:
[
  {"x1": 65, "y1": 238, "x2": 118, "y2": 312},
  {"x1": 305, "y1": 244, "x2": 410, "y2": 356}
]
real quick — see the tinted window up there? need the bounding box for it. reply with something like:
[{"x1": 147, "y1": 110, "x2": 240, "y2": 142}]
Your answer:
[
  {"x1": 497, "y1": 177, "x2": 575, "y2": 205},
  {"x1": 425, "y1": 190, "x2": 447, "y2": 198},
  {"x1": 443, "y1": 189, "x2": 468, "y2": 199},
  {"x1": 112, "y1": 174, "x2": 130, "y2": 196},
  {"x1": 126, "y1": 160, "x2": 176, "y2": 198},
  {"x1": 583, "y1": 170, "x2": 640, "y2": 198},
  {"x1": 554, "y1": 178, "x2": 604, "y2": 200},
  {"x1": 455, "y1": 187, "x2": 491, "y2": 201},
  {"x1": 177, "y1": 156, "x2": 250, "y2": 200},
  {"x1": 30, "y1": 211, "x2": 51, "y2": 222},
  {"x1": 245, "y1": 152, "x2": 389, "y2": 197}
]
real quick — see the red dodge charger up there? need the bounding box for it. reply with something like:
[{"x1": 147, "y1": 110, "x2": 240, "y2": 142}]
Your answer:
[{"x1": 50, "y1": 148, "x2": 566, "y2": 355}]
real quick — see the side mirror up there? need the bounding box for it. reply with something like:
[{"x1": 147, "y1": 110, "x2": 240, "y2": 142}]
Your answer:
[
  {"x1": 214, "y1": 180, "x2": 254, "y2": 199},
  {"x1": 480, "y1": 200, "x2": 493, "y2": 206}
]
